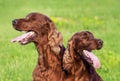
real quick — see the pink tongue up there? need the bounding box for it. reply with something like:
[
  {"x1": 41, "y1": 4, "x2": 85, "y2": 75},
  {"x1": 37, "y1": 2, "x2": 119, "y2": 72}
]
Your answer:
[
  {"x1": 11, "y1": 31, "x2": 36, "y2": 44},
  {"x1": 83, "y1": 50, "x2": 101, "y2": 69}
]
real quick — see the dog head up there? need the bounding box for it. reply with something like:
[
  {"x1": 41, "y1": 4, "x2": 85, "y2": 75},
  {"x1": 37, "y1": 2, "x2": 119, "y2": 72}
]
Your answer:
[
  {"x1": 12, "y1": 12, "x2": 59, "y2": 45},
  {"x1": 68, "y1": 31, "x2": 103, "y2": 68}
]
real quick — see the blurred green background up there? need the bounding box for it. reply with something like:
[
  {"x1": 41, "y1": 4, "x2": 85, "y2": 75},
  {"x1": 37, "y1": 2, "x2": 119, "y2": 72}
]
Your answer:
[{"x1": 0, "y1": 0, "x2": 120, "y2": 81}]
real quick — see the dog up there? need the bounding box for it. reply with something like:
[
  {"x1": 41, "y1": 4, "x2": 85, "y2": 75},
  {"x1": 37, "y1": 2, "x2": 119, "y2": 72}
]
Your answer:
[
  {"x1": 63, "y1": 31, "x2": 103, "y2": 81},
  {"x1": 12, "y1": 12, "x2": 66, "y2": 81}
]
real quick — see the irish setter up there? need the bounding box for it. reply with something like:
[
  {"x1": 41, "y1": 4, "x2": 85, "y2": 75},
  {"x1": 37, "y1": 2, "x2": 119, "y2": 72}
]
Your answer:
[
  {"x1": 12, "y1": 13, "x2": 67, "y2": 81},
  {"x1": 63, "y1": 31, "x2": 103, "y2": 81},
  {"x1": 12, "y1": 12, "x2": 103, "y2": 81}
]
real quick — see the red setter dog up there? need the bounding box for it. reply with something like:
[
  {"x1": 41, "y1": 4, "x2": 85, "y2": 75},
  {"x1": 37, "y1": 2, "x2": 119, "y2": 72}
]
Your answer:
[
  {"x1": 12, "y1": 13, "x2": 67, "y2": 81},
  {"x1": 12, "y1": 13, "x2": 103, "y2": 81},
  {"x1": 63, "y1": 31, "x2": 103, "y2": 81}
]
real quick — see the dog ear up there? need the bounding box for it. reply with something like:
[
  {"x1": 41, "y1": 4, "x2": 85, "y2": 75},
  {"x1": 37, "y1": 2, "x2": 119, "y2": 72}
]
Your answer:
[
  {"x1": 48, "y1": 23, "x2": 63, "y2": 55},
  {"x1": 63, "y1": 39, "x2": 76, "y2": 74},
  {"x1": 40, "y1": 23, "x2": 50, "y2": 36},
  {"x1": 67, "y1": 40, "x2": 75, "y2": 60},
  {"x1": 68, "y1": 40, "x2": 74, "y2": 48},
  {"x1": 40, "y1": 17, "x2": 54, "y2": 36}
]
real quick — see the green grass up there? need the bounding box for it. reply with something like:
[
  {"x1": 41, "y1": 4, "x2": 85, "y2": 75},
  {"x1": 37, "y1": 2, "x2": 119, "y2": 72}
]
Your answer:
[{"x1": 0, "y1": 0, "x2": 120, "y2": 81}]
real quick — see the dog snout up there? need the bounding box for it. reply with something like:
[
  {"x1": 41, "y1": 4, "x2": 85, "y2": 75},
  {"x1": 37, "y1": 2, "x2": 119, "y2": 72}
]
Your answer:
[
  {"x1": 12, "y1": 19, "x2": 18, "y2": 26},
  {"x1": 96, "y1": 39, "x2": 103, "y2": 50}
]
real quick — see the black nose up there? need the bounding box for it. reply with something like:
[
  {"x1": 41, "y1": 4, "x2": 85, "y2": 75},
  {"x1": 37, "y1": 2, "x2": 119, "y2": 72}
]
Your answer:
[
  {"x1": 97, "y1": 39, "x2": 103, "y2": 50},
  {"x1": 12, "y1": 19, "x2": 18, "y2": 26}
]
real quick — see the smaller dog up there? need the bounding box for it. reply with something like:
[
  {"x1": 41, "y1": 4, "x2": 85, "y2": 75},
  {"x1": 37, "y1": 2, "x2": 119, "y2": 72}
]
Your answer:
[{"x1": 63, "y1": 31, "x2": 103, "y2": 81}]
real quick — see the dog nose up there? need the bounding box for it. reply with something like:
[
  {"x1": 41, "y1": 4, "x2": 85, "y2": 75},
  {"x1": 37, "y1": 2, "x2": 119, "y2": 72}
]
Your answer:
[
  {"x1": 97, "y1": 39, "x2": 103, "y2": 50},
  {"x1": 12, "y1": 19, "x2": 18, "y2": 26}
]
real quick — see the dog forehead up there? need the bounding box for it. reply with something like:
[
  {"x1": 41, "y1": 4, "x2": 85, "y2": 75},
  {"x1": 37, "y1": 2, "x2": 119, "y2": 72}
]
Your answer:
[
  {"x1": 71, "y1": 31, "x2": 95, "y2": 42},
  {"x1": 26, "y1": 13, "x2": 43, "y2": 19}
]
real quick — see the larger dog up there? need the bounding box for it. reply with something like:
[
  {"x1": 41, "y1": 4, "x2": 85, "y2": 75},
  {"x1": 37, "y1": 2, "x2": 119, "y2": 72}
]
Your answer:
[{"x1": 12, "y1": 13, "x2": 67, "y2": 81}]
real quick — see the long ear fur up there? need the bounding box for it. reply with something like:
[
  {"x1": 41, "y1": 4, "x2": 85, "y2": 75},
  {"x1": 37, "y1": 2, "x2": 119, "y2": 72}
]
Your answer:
[
  {"x1": 48, "y1": 22, "x2": 63, "y2": 55},
  {"x1": 67, "y1": 40, "x2": 75, "y2": 60},
  {"x1": 63, "y1": 40, "x2": 75, "y2": 74}
]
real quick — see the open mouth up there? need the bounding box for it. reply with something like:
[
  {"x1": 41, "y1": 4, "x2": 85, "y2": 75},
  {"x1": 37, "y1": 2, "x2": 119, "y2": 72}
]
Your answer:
[
  {"x1": 11, "y1": 31, "x2": 36, "y2": 45},
  {"x1": 82, "y1": 50, "x2": 101, "y2": 69}
]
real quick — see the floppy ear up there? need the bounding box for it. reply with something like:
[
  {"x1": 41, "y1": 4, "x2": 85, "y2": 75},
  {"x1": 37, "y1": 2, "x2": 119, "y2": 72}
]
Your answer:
[
  {"x1": 67, "y1": 40, "x2": 75, "y2": 60},
  {"x1": 40, "y1": 23, "x2": 50, "y2": 36},
  {"x1": 63, "y1": 40, "x2": 75, "y2": 74},
  {"x1": 48, "y1": 22, "x2": 63, "y2": 55}
]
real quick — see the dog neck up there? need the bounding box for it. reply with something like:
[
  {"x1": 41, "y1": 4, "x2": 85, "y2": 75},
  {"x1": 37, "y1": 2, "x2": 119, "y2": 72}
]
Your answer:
[
  {"x1": 34, "y1": 33, "x2": 64, "y2": 72},
  {"x1": 63, "y1": 45, "x2": 92, "y2": 80},
  {"x1": 35, "y1": 44, "x2": 48, "y2": 71}
]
